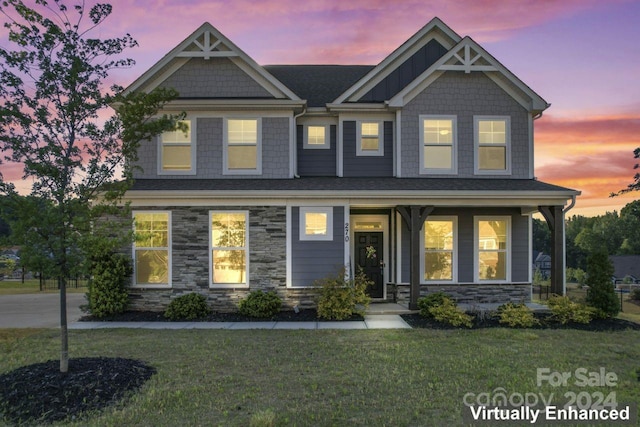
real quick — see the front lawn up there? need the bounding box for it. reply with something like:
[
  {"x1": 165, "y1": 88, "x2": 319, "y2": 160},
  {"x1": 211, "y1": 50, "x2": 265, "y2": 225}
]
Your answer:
[{"x1": 1, "y1": 328, "x2": 639, "y2": 426}]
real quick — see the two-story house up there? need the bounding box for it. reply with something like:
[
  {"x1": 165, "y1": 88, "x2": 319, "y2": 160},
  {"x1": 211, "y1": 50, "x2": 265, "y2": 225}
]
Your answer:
[{"x1": 122, "y1": 18, "x2": 579, "y2": 311}]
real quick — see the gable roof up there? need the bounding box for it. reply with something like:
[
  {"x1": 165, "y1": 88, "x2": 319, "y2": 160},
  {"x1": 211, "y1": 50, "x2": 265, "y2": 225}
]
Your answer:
[
  {"x1": 123, "y1": 22, "x2": 300, "y2": 101},
  {"x1": 610, "y1": 255, "x2": 640, "y2": 280},
  {"x1": 264, "y1": 65, "x2": 374, "y2": 107}
]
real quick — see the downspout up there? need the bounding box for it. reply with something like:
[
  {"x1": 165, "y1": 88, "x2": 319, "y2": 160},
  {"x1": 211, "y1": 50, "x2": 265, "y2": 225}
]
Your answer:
[{"x1": 292, "y1": 107, "x2": 307, "y2": 178}]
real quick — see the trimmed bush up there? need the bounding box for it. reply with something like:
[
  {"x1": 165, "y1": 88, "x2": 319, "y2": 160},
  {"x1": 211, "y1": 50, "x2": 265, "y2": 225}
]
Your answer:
[
  {"x1": 315, "y1": 268, "x2": 372, "y2": 320},
  {"x1": 630, "y1": 287, "x2": 640, "y2": 301},
  {"x1": 238, "y1": 290, "x2": 282, "y2": 318},
  {"x1": 496, "y1": 303, "x2": 539, "y2": 328},
  {"x1": 165, "y1": 293, "x2": 210, "y2": 320},
  {"x1": 585, "y1": 251, "x2": 619, "y2": 318},
  {"x1": 547, "y1": 295, "x2": 595, "y2": 324},
  {"x1": 87, "y1": 252, "x2": 131, "y2": 318},
  {"x1": 428, "y1": 298, "x2": 473, "y2": 328},
  {"x1": 417, "y1": 292, "x2": 449, "y2": 318}
]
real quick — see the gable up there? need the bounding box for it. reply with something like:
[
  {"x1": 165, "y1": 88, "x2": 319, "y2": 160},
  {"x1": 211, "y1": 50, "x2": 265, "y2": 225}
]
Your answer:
[{"x1": 123, "y1": 23, "x2": 299, "y2": 101}]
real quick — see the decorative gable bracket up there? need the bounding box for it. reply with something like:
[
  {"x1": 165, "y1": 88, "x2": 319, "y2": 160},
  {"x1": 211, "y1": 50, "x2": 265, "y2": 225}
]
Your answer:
[
  {"x1": 176, "y1": 30, "x2": 239, "y2": 60},
  {"x1": 439, "y1": 44, "x2": 497, "y2": 73}
]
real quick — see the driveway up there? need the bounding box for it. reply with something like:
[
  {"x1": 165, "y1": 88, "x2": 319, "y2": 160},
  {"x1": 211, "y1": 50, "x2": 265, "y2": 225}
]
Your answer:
[{"x1": 0, "y1": 293, "x2": 86, "y2": 328}]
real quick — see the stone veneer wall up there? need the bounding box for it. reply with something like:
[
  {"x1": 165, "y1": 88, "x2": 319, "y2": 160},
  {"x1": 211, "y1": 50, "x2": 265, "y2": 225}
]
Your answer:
[
  {"x1": 389, "y1": 284, "x2": 531, "y2": 305},
  {"x1": 128, "y1": 206, "x2": 318, "y2": 312}
]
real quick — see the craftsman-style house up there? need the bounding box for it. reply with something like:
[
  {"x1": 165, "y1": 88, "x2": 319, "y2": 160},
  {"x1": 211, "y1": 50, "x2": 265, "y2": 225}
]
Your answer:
[{"x1": 123, "y1": 18, "x2": 579, "y2": 311}]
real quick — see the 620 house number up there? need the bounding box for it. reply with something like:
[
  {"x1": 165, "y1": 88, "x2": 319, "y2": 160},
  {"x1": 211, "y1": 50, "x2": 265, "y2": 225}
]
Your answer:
[{"x1": 563, "y1": 391, "x2": 617, "y2": 410}]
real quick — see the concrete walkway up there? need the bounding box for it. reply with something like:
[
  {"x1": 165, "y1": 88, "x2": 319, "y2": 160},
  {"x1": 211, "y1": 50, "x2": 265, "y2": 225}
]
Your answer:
[
  {"x1": 0, "y1": 293, "x2": 86, "y2": 328},
  {"x1": 69, "y1": 314, "x2": 412, "y2": 330}
]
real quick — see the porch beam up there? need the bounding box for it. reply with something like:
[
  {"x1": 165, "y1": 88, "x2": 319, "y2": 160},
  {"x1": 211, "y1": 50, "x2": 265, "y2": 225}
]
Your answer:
[
  {"x1": 539, "y1": 205, "x2": 565, "y2": 295},
  {"x1": 398, "y1": 205, "x2": 434, "y2": 309}
]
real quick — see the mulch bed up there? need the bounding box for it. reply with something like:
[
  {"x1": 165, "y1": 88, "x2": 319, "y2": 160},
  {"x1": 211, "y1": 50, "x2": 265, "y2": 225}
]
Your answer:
[
  {"x1": 80, "y1": 309, "x2": 364, "y2": 322},
  {"x1": 0, "y1": 357, "x2": 155, "y2": 426},
  {"x1": 401, "y1": 312, "x2": 640, "y2": 331}
]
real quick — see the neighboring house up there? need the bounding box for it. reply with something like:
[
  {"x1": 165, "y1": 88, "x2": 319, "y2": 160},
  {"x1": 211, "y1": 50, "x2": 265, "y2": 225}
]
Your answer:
[
  {"x1": 533, "y1": 252, "x2": 551, "y2": 280},
  {"x1": 122, "y1": 18, "x2": 579, "y2": 311},
  {"x1": 610, "y1": 255, "x2": 640, "y2": 284}
]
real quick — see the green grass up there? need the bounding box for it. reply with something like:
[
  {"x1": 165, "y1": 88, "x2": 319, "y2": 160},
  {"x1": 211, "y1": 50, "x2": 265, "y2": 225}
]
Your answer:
[
  {"x1": 1, "y1": 328, "x2": 639, "y2": 426},
  {"x1": 0, "y1": 279, "x2": 87, "y2": 295}
]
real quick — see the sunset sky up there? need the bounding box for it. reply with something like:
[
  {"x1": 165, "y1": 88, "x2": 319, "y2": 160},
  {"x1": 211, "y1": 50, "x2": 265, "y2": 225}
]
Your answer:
[{"x1": 2, "y1": 0, "x2": 639, "y2": 216}]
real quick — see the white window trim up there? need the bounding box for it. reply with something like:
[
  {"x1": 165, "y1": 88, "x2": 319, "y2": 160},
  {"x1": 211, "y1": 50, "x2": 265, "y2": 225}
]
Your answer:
[
  {"x1": 474, "y1": 115, "x2": 511, "y2": 175},
  {"x1": 132, "y1": 210, "x2": 172, "y2": 288},
  {"x1": 356, "y1": 120, "x2": 384, "y2": 157},
  {"x1": 299, "y1": 207, "x2": 333, "y2": 241},
  {"x1": 223, "y1": 117, "x2": 262, "y2": 175},
  {"x1": 474, "y1": 215, "x2": 511, "y2": 283},
  {"x1": 421, "y1": 216, "x2": 458, "y2": 283},
  {"x1": 419, "y1": 115, "x2": 457, "y2": 175},
  {"x1": 209, "y1": 210, "x2": 250, "y2": 288},
  {"x1": 304, "y1": 124, "x2": 330, "y2": 149},
  {"x1": 158, "y1": 119, "x2": 197, "y2": 175}
]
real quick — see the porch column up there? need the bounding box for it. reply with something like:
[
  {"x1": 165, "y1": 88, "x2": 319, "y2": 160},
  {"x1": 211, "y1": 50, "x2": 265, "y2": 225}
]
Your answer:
[
  {"x1": 397, "y1": 206, "x2": 434, "y2": 310},
  {"x1": 539, "y1": 205, "x2": 565, "y2": 295}
]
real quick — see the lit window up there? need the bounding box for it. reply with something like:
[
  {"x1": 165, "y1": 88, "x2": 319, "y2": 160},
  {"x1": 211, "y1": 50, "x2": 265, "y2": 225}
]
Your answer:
[
  {"x1": 224, "y1": 118, "x2": 261, "y2": 174},
  {"x1": 420, "y1": 116, "x2": 456, "y2": 174},
  {"x1": 475, "y1": 117, "x2": 510, "y2": 173},
  {"x1": 357, "y1": 121, "x2": 383, "y2": 156},
  {"x1": 423, "y1": 218, "x2": 456, "y2": 281},
  {"x1": 475, "y1": 217, "x2": 510, "y2": 281},
  {"x1": 305, "y1": 125, "x2": 329, "y2": 149},
  {"x1": 160, "y1": 120, "x2": 194, "y2": 173},
  {"x1": 300, "y1": 207, "x2": 333, "y2": 241},
  {"x1": 210, "y1": 211, "x2": 248, "y2": 286},
  {"x1": 133, "y1": 212, "x2": 170, "y2": 286}
]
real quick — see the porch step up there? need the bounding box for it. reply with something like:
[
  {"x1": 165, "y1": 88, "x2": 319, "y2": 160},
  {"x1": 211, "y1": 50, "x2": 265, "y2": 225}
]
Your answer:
[{"x1": 365, "y1": 303, "x2": 416, "y2": 315}]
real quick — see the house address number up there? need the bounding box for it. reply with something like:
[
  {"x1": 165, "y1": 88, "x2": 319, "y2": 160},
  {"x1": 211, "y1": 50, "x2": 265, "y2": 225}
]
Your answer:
[{"x1": 344, "y1": 222, "x2": 349, "y2": 242}]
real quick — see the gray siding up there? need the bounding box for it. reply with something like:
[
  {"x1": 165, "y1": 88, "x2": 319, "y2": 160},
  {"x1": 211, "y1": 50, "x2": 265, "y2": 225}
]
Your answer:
[
  {"x1": 297, "y1": 125, "x2": 337, "y2": 176},
  {"x1": 399, "y1": 208, "x2": 529, "y2": 283},
  {"x1": 134, "y1": 117, "x2": 290, "y2": 179},
  {"x1": 360, "y1": 39, "x2": 448, "y2": 102},
  {"x1": 343, "y1": 121, "x2": 394, "y2": 177},
  {"x1": 291, "y1": 206, "x2": 345, "y2": 286},
  {"x1": 158, "y1": 58, "x2": 273, "y2": 98},
  {"x1": 401, "y1": 72, "x2": 530, "y2": 178}
]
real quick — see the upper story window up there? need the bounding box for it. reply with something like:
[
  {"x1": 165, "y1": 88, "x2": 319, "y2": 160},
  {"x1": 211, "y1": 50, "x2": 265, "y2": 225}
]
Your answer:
[
  {"x1": 475, "y1": 216, "x2": 510, "y2": 282},
  {"x1": 304, "y1": 125, "x2": 329, "y2": 149},
  {"x1": 475, "y1": 116, "x2": 510, "y2": 174},
  {"x1": 300, "y1": 207, "x2": 333, "y2": 241},
  {"x1": 357, "y1": 121, "x2": 383, "y2": 156},
  {"x1": 133, "y1": 211, "x2": 171, "y2": 287},
  {"x1": 420, "y1": 115, "x2": 456, "y2": 174},
  {"x1": 224, "y1": 118, "x2": 262, "y2": 175},
  {"x1": 159, "y1": 120, "x2": 195, "y2": 174}
]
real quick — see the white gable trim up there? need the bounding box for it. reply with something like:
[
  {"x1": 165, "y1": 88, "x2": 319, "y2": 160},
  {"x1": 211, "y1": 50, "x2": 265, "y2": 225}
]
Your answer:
[
  {"x1": 123, "y1": 22, "x2": 300, "y2": 101},
  {"x1": 333, "y1": 17, "x2": 461, "y2": 104},
  {"x1": 388, "y1": 37, "x2": 549, "y2": 113}
]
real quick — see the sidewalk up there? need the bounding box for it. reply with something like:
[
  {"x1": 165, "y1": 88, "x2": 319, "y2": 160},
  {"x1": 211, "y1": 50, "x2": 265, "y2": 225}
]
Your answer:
[{"x1": 69, "y1": 314, "x2": 412, "y2": 330}]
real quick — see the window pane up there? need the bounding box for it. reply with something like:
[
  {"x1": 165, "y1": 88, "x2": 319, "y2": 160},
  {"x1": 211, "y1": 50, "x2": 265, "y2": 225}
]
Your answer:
[
  {"x1": 361, "y1": 136, "x2": 379, "y2": 151},
  {"x1": 228, "y1": 145, "x2": 257, "y2": 169},
  {"x1": 228, "y1": 119, "x2": 257, "y2": 144},
  {"x1": 308, "y1": 126, "x2": 326, "y2": 145},
  {"x1": 479, "y1": 251, "x2": 506, "y2": 280},
  {"x1": 135, "y1": 213, "x2": 168, "y2": 248},
  {"x1": 305, "y1": 212, "x2": 327, "y2": 235},
  {"x1": 424, "y1": 146, "x2": 452, "y2": 169},
  {"x1": 478, "y1": 120, "x2": 505, "y2": 144},
  {"x1": 135, "y1": 249, "x2": 168, "y2": 284},
  {"x1": 162, "y1": 120, "x2": 191, "y2": 143},
  {"x1": 212, "y1": 250, "x2": 246, "y2": 284},
  {"x1": 424, "y1": 119, "x2": 452, "y2": 144},
  {"x1": 424, "y1": 252, "x2": 452, "y2": 280},
  {"x1": 211, "y1": 213, "x2": 246, "y2": 248},
  {"x1": 478, "y1": 220, "x2": 507, "y2": 250},
  {"x1": 162, "y1": 145, "x2": 192, "y2": 170},
  {"x1": 361, "y1": 122, "x2": 378, "y2": 136},
  {"x1": 479, "y1": 146, "x2": 506, "y2": 170},
  {"x1": 425, "y1": 221, "x2": 453, "y2": 250}
]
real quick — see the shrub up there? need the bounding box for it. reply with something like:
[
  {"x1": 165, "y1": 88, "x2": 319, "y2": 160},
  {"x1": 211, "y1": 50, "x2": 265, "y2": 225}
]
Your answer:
[
  {"x1": 496, "y1": 303, "x2": 539, "y2": 328},
  {"x1": 631, "y1": 287, "x2": 640, "y2": 301},
  {"x1": 315, "y1": 268, "x2": 372, "y2": 320},
  {"x1": 238, "y1": 290, "x2": 282, "y2": 318},
  {"x1": 585, "y1": 250, "x2": 619, "y2": 318},
  {"x1": 417, "y1": 292, "x2": 449, "y2": 318},
  {"x1": 165, "y1": 293, "x2": 210, "y2": 320},
  {"x1": 428, "y1": 298, "x2": 473, "y2": 328},
  {"x1": 547, "y1": 295, "x2": 595, "y2": 324},
  {"x1": 86, "y1": 251, "x2": 131, "y2": 318}
]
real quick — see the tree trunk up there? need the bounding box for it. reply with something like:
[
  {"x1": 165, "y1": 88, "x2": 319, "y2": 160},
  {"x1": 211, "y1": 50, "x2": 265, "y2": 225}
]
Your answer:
[{"x1": 60, "y1": 276, "x2": 69, "y2": 373}]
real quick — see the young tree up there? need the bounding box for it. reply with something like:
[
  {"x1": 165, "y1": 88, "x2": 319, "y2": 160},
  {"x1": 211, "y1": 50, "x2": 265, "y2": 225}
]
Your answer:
[
  {"x1": 0, "y1": 1, "x2": 184, "y2": 373},
  {"x1": 585, "y1": 250, "x2": 619, "y2": 318}
]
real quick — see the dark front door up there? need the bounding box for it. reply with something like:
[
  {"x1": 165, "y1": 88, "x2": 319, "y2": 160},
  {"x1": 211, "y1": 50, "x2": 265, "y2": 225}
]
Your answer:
[{"x1": 355, "y1": 232, "x2": 384, "y2": 298}]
